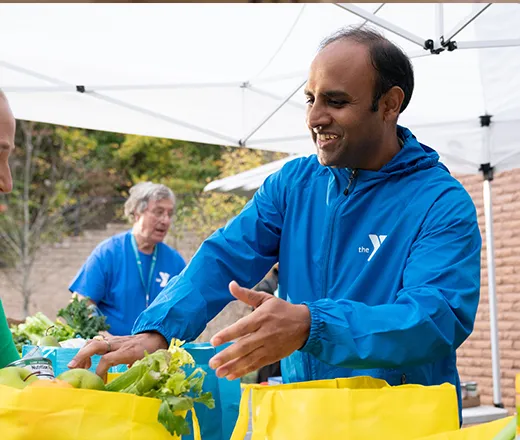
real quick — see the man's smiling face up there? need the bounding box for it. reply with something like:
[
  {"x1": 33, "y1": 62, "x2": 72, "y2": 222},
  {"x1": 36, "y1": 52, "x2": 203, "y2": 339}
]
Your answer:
[{"x1": 305, "y1": 40, "x2": 386, "y2": 169}]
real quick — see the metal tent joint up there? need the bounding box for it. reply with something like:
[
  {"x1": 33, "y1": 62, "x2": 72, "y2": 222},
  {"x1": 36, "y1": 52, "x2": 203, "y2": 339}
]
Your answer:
[
  {"x1": 76, "y1": 85, "x2": 86, "y2": 93},
  {"x1": 440, "y1": 37, "x2": 458, "y2": 52},
  {"x1": 423, "y1": 37, "x2": 458, "y2": 55},
  {"x1": 479, "y1": 163, "x2": 494, "y2": 182},
  {"x1": 424, "y1": 39, "x2": 442, "y2": 54},
  {"x1": 480, "y1": 114, "x2": 492, "y2": 127}
]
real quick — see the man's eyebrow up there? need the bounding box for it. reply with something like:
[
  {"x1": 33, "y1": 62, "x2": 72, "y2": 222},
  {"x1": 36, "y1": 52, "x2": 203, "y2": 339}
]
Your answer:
[
  {"x1": 303, "y1": 89, "x2": 353, "y2": 100},
  {"x1": 323, "y1": 90, "x2": 353, "y2": 100}
]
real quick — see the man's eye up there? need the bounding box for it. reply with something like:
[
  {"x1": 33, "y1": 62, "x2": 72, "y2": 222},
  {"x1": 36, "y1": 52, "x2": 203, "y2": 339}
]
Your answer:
[
  {"x1": 329, "y1": 99, "x2": 347, "y2": 107},
  {"x1": 305, "y1": 97, "x2": 314, "y2": 105}
]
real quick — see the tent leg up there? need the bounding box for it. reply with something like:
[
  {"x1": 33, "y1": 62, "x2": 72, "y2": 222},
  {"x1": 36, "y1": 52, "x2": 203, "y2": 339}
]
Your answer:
[{"x1": 482, "y1": 167, "x2": 503, "y2": 408}]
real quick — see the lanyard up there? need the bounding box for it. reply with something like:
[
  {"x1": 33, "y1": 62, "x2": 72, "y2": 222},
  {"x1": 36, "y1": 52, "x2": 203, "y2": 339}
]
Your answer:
[{"x1": 131, "y1": 235, "x2": 158, "y2": 307}]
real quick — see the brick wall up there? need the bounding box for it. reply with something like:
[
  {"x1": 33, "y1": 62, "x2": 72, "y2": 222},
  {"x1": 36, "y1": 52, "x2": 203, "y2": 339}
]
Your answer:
[
  {"x1": 455, "y1": 169, "x2": 520, "y2": 412},
  {"x1": 1, "y1": 168, "x2": 519, "y2": 410},
  {"x1": 1, "y1": 223, "x2": 131, "y2": 320}
]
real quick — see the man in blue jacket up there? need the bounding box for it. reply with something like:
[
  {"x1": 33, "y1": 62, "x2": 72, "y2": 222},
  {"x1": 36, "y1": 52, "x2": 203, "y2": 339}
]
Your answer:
[{"x1": 70, "y1": 27, "x2": 481, "y2": 416}]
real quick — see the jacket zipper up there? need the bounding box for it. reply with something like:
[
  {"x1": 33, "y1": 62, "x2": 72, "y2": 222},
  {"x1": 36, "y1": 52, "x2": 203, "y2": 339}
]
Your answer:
[
  {"x1": 313, "y1": 169, "x2": 357, "y2": 380},
  {"x1": 343, "y1": 169, "x2": 358, "y2": 195},
  {"x1": 321, "y1": 169, "x2": 358, "y2": 300}
]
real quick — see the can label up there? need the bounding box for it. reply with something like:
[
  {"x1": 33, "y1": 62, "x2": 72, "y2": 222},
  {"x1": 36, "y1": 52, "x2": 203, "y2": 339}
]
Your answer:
[{"x1": 8, "y1": 357, "x2": 55, "y2": 381}]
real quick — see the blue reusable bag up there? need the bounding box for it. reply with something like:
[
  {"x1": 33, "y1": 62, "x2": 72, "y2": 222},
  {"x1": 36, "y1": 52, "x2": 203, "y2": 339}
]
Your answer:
[{"x1": 183, "y1": 342, "x2": 241, "y2": 440}]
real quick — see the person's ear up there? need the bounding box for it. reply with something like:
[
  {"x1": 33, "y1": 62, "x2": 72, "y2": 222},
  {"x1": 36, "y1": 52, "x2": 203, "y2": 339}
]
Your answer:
[{"x1": 381, "y1": 86, "x2": 405, "y2": 122}]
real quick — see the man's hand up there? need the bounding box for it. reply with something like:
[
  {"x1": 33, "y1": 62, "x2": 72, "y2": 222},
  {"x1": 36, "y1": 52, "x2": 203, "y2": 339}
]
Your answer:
[
  {"x1": 209, "y1": 281, "x2": 310, "y2": 380},
  {"x1": 67, "y1": 332, "x2": 168, "y2": 380}
]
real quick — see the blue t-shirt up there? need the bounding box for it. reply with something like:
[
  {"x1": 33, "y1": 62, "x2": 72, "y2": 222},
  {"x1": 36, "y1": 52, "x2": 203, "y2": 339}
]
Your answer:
[{"x1": 69, "y1": 230, "x2": 186, "y2": 336}]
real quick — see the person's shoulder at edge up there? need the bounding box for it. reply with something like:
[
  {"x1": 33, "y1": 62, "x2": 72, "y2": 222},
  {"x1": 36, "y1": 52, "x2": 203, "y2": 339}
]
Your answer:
[
  {"x1": 433, "y1": 157, "x2": 476, "y2": 203},
  {"x1": 412, "y1": 135, "x2": 474, "y2": 200},
  {"x1": 260, "y1": 153, "x2": 324, "y2": 194},
  {"x1": 417, "y1": 150, "x2": 479, "y2": 221}
]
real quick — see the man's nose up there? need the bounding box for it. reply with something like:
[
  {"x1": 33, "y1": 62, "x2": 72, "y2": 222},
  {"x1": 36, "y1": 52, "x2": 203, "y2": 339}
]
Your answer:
[{"x1": 306, "y1": 103, "x2": 331, "y2": 130}]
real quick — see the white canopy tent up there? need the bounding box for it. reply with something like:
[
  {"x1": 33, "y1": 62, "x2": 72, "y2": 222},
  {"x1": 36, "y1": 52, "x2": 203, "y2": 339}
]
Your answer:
[
  {"x1": 1, "y1": 3, "x2": 519, "y2": 407},
  {"x1": 204, "y1": 154, "x2": 305, "y2": 198}
]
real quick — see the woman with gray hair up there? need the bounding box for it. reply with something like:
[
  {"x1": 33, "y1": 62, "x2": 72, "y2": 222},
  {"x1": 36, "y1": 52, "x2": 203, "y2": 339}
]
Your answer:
[{"x1": 68, "y1": 181, "x2": 186, "y2": 336}]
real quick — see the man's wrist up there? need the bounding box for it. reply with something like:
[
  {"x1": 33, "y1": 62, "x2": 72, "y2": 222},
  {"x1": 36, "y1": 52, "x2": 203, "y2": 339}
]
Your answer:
[
  {"x1": 296, "y1": 304, "x2": 311, "y2": 350},
  {"x1": 139, "y1": 330, "x2": 169, "y2": 349}
]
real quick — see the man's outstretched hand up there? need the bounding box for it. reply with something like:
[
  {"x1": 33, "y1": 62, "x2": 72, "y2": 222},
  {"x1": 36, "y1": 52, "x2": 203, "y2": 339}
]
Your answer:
[
  {"x1": 209, "y1": 281, "x2": 310, "y2": 380},
  {"x1": 68, "y1": 332, "x2": 168, "y2": 380}
]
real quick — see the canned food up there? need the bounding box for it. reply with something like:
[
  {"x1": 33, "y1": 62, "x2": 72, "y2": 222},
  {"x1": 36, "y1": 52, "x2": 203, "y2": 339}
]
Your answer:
[
  {"x1": 460, "y1": 382, "x2": 468, "y2": 400},
  {"x1": 8, "y1": 357, "x2": 55, "y2": 381},
  {"x1": 465, "y1": 381, "x2": 478, "y2": 398}
]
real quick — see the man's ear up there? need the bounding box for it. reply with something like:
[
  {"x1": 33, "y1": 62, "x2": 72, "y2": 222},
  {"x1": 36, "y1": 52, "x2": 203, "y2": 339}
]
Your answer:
[{"x1": 382, "y1": 86, "x2": 405, "y2": 122}]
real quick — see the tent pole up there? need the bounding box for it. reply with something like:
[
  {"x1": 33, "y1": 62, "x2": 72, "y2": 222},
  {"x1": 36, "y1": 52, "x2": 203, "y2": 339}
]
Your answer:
[
  {"x1": 247, "y1": 86, "x2": 306, "y2": 110},
  {"x1": 435, "y1": 4, "x2": 444, "y2": 45},
  {"x1": 335, "y1": 3, "x2": 426, "y2": 47},
  {"x1": 443, "y1": 4, "x2": 491, "y2": 43},
  {"x1": 88, "y1": 91, "x2": 238, "y2": 145},
  {"x1": 481, "y1": 166, "x2": 503, "y2": 408},
  {"x1": 479, "y1": 113, "x2": 503, "y2": 408},
  {"x1": 239, "y1": 78, "x2": 306, "y2": 146},
  {"x1": 0, "y1": 60, "x2": 70, "y2": 86},
  {"x1": 455, "y1": 39, "x2": 520, "y2": 50}
]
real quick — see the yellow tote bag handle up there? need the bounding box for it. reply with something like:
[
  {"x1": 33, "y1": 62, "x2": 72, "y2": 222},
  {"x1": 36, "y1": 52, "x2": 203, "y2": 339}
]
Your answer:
[
  {"x1": 230, "y1": 386, "x2": 252, "y2": 440},
  {"x1": 251, "y1": 390, "x2": 276, "y2": 440},
  {"x1": 230, "y1": 387, "x2": 277, "y2": 440},
  {"x1": 191, "y1": 408, "x2": 201, "y2": 440}
]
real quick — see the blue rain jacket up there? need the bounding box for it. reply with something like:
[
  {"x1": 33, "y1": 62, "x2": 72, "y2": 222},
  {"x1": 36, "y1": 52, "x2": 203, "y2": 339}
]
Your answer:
[{"x1": 134, "y1": 126, "x2": 481, "y2": 420}]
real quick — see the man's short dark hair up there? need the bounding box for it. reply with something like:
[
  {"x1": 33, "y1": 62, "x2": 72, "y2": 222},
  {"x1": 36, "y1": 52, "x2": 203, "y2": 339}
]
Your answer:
[{"x1": 320, "y1": 26, "x2": 414, "y2": 114}]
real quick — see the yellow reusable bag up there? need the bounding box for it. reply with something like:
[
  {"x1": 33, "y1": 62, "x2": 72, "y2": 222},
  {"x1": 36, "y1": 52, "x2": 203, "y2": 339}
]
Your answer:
[
  {"x1": 0, "y1": 384, "x2": 200, "y2": 440},
  {"x1": 418, "y1": 416, "x2": 515, "y2": 440},
  {"x1": 231, "y1": 376, "x2": 459, "y2": 440}
]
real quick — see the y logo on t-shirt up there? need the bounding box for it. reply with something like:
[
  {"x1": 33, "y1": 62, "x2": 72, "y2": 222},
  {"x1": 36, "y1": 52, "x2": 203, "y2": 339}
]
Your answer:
[{"x1": 157, "y1": 272, "x2": 171, "y2": 288}]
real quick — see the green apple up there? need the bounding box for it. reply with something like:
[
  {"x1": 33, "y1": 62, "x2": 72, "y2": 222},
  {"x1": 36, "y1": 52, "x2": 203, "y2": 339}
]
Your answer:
[
  {"x1": 38, "y1": 335, "x2": 61, "y2": 347},
  {"x1": 57, "y1": 369, "x2": 105, "y2": 391},
  {"x1": 0, "y1": 367, "x2": 39, "y2": 389}
]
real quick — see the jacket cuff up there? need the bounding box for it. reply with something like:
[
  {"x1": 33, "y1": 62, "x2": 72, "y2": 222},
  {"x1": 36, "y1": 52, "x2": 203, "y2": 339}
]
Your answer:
[
  {"x1": 132, "y1": 323, "x2": 172, "y2": 344},
  {"x1": 299, "y1": 301, "x2": 323, "y2": 355}
]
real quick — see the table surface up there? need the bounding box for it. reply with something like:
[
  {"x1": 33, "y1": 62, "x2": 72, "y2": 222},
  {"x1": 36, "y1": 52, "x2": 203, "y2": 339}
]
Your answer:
[{"x1": 461, "y1": 405, "x2": 509, "y2": 425}]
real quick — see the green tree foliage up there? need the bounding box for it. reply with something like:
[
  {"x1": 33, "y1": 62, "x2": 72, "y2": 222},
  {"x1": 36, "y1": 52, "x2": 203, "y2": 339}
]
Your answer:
[
  {"x1": 115, "y1": 135, "x2": 223, "y2": 211},
  {"x1": 0, "y1": 122, "x2": 126, "y2": 316},
  {"x1": 174, "y1": 147, "x2": 287, "y2": 244}
]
